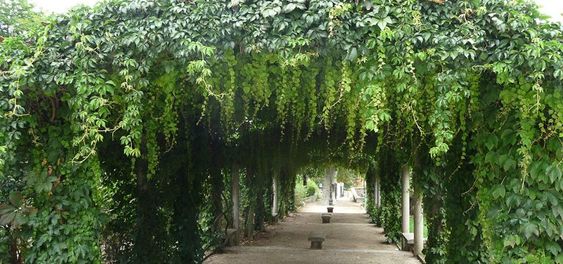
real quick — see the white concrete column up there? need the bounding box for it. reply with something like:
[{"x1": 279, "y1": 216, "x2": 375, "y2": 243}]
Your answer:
[
  {"x1": 324, "y1": 167, "x2": 337, "y2": 205},
  {"x1": 375, "y1": 176, "x2": 380, "y2": 208},
  {"x1": 332, "y1": 170, "x2": 338, "y2": 201},
  {"x1": 401, "y1": 165, "x2": 410, "y2": 234},
  {"x1": 323, "y1": 170, "x2": 331, "y2": 204},
  {"x1": 231, "y1": 167, "x2": 240, "y2": 245},
  {"x1": 271, "y1": 173, "x2": 278, "y2": 217},
  {"x1": 373, "y1": 177, "x2": 377, "y2": 205},
  {"x1": 377, "y1": 176, "x2": 382, "y2": 207},
  {"x1": 378, "y1": 183, "x2": 382, "y2": 207},
  {"x1": 414, "y1": 184, "x2": 424, "y2": 256}
]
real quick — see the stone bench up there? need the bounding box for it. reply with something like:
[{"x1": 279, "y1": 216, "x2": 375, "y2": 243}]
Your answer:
[
  {"x1": 321, "y1": 213, "x2": 332, "y2": 223},
  {"x1": 327, "y1": 206, "x2": 334, "y2": 213},
  {"x1": 308, "y1": 231, "x2": 326, "y2": 249},
  {"x1": 400, "y1": 232, "x2": 414, "y2": 251},
  {"x1": 400, "y1": 232, "x2": 427, "y2": 251}
]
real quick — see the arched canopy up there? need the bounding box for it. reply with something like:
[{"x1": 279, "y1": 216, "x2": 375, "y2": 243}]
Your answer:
[{"x1": 0, "y1": 0, "x2": 561, "y2": 263}]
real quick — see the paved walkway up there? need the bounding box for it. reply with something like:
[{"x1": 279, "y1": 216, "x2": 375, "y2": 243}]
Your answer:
[{"x1": 205, "y1": 197, "x2": 420, "y2": 264}]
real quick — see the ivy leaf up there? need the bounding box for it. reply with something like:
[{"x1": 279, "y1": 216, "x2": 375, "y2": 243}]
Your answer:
[
  {"x1": 529, "y1": 161, "x2": 543, "y2": 180},
  {"x1": 13, "y1": 214, "x2": 26, "y2": 227},
  {"x1": 347, "y1": 47, "x2": 358, "y2": 61},
  {"x1": 497, "y1": 154, "x2": 508, "y2": 167},
  {"x1": 33, "y1": 176, "x2": 57, "y2": 193},
  {"x1": 506, "y1": 194, "x2": 521, "y2": 207},
  {"x1": 522, "y1": 223, "x2": 539, "y2": 239},
  {"x1": 492, "y1": 185, "x2": 505, "y2": 199},
  {"x1": 485, "y1": 135, "x2": 498, "y2": 150},
  {"x1": 485, "y1": 151, "x2": 496, "y2": 164},
  {"x1": 9, "y1": 192, "x2": 23, "y2": 206},
  {"x1": 0, "y1": 204, "x2": 15, "y2": 216},
  {"x1": 365, "y1": 119, "x2": 376, "y2": 131},
  {"x1": 365, "y1": 17, "x2": 377, "y2": 27},
  {"x1": 228, "y1": 0, "x2": 241, "y2": 8},
  {"x1": 503, "y1": 158, "x2": 516, "y2": 171},
  {"x1": 503, "y1": 235, "x2": 520, "y2": 248},
  {"x1": 545, "y1": 192, "x2": 559, "y2": 207},
  {"x1": 283, "y1": 3, "x2": 296, "y2": 13},
  {"x1": 545, "y1": 242, "x2": 561, "y2": 257},
  {"x1": 0, "y1": 212, "x2": 15, "y2": 226},
  {"x1": 376, "y1": 17, "x2": 393, "y2": 31},
  {"x1": 546, "y1": 165, "x2": 562, "y2": 184},
  {"x1": 262, "y1": 6, "x2": 281, "y2": 18}
]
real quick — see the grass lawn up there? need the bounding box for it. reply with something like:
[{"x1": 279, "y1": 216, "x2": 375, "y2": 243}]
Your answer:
[{"x1": 408, "y1": 216, "x2": 428, "y2": 237}]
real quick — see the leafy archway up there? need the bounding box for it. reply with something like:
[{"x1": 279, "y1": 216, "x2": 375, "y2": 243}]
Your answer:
[{"x1": 1, "y1": 0, "x2": 561, "y2": 263}]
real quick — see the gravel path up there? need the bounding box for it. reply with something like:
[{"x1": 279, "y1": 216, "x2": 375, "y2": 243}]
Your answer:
[{"x1": 205, "y1": 197, "x2": 420, "y2": 264}]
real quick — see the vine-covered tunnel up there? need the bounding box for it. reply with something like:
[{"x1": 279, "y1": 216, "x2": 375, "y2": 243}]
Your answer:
[{"x1": 0, "y1": 0, "x2": 562, "y2": 263}]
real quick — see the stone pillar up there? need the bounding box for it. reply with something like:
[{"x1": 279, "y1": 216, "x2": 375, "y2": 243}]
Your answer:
[
  {"x1": 336, "y1": 182, "x2": 343, "y2": 199},
  {"x1": 332, "y1": 170, "x2": 338, "y2": 201},
  {"x1": 323, "y1": 172, "x2": 330, "y2": 204},
  {"x1": 374, "y1": 176, "x2": 379, "y2": 208},
  {"x1": 271, "y1": 173, "x2": 278, "y2": 217},
  {"x1": 333, "y1": 183, "x2": 337, "y2": 200},
  {"x1": 378, "y1": 181, "x2": 382, "y2": 207},
  {"x1": 231, "y1": 167, "x2": 240, "y2": 245},
  {"x1": 376, "y1": 176, "x2": 381, "y2": 208},
  {"x1": 414, "y1": 184, "x2": 424, "y2": 256},
  {"x1": 324, "y1": 168, "x2": 337, "y2": 205},
  {"x1": 401, "y1": 165, "x2": 410, "y2": 234}
]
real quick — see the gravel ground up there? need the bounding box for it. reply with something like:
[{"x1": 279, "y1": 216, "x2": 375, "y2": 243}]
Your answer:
[{"x1": 205, "y1": 197, "x2": 420, "y2": 264}]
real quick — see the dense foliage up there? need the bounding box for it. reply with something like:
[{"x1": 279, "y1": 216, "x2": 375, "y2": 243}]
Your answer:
[{"x1": 0, "y1": 0, "x2": 562, "y2": 263}]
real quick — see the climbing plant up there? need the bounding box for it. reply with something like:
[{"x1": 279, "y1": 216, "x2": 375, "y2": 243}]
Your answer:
[{"x1": 0, "y1": 0, "x2": 562, "y2": 263}]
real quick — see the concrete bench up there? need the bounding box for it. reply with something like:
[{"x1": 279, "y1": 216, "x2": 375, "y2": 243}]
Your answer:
[
  {"x1": 400, "y1": 232, "x2": 427, "y2": 251},
  {"x1": 400, "y1": 232, "x2": 414, "y2": 251},
  {"x1": 321, "y1": 213, "x2": 332, "y2": 223},
  {"x1": 327, "y1": 206, "x2": 334, "y2": 213},
  {"x1": 351, "y1": 187, "x2": 365, "y2": 203},
  {"x1": 308, "y1": 231, "x2": 326, "y2": 249}
]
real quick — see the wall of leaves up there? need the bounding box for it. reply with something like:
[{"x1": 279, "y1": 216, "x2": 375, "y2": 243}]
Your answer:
[{"x1": 0, "y1": 0, "x2": 561, "y2": 263}]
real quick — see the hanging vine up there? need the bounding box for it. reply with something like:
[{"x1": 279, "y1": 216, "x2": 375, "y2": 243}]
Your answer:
[{"x1": 1, "y1": 0, "x2": 562, "y2": 263}]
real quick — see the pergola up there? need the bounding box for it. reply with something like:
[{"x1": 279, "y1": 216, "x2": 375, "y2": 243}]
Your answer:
[{"x1": 1, "y1": 0, "x2": 561, "y2": 263}]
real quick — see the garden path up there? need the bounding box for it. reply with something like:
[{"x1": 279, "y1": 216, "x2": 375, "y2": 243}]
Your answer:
[{"x1": 205, "y1": 197, "x2": 420, "y2": 264}]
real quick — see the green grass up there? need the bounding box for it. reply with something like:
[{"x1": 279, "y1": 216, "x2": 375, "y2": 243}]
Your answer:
[{"x1": 408, "y1": 216, "x2": 428, "y2": 237}]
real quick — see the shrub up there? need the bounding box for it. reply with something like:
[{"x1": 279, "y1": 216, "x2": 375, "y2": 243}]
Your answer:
[
  {"x1": 294, "y1": 181, "x2": 308, "y2": 208},
  {"x1": 306, "y1": 180, "x2": 319, "y2": 197}
]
